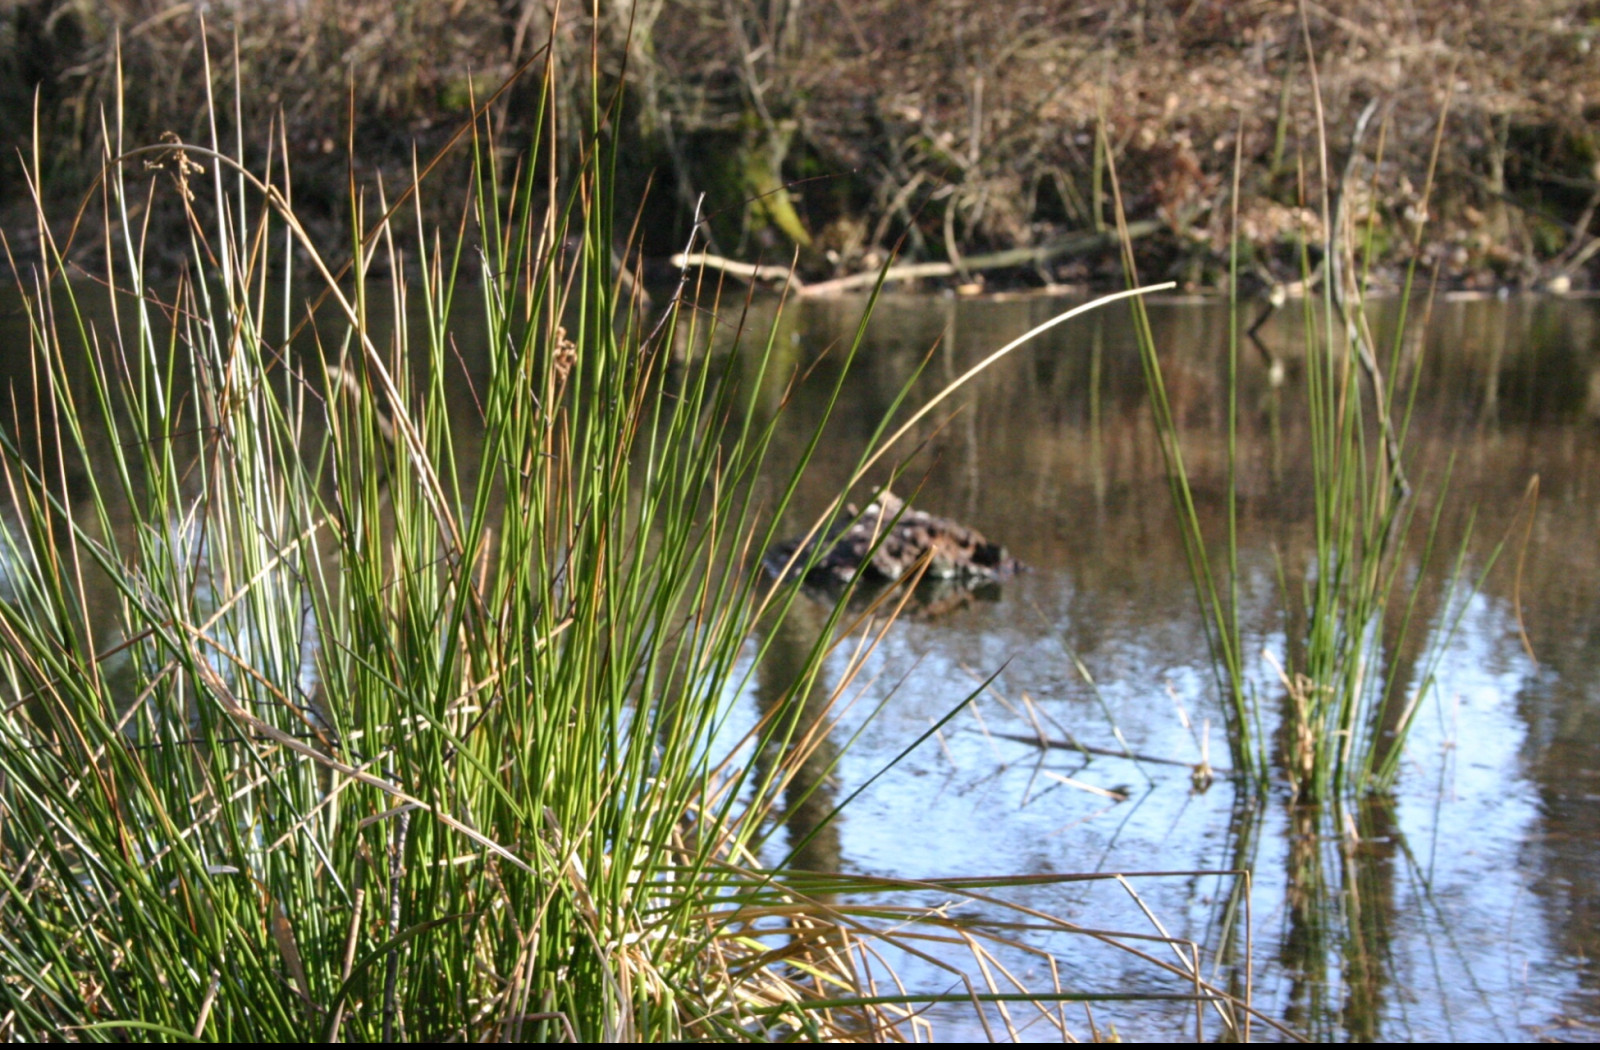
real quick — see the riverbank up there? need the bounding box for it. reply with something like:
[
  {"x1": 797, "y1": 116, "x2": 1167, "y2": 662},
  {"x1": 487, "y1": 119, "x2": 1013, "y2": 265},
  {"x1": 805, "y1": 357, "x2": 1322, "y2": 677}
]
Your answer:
[{"x1": 4, "y1": 1, "x2": 1597, "y2": 292}]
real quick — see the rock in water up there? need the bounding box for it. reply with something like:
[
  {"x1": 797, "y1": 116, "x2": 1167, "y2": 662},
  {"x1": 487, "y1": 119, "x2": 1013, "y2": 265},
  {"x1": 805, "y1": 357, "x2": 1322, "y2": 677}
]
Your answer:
[{"x1": 765, "y1": 491, "x2": 1023, "y2": 587}]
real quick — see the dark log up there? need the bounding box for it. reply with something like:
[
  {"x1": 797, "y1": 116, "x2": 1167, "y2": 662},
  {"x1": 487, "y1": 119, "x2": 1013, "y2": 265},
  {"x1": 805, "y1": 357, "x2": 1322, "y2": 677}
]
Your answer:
[{"x1": 765, "y1": 491, "x2": 1022, "y2": 587}]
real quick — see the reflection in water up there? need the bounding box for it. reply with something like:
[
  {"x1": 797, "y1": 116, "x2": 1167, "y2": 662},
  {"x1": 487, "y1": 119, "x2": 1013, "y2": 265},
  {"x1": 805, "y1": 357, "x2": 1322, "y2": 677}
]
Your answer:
[
  {"x1": 1513, "y1": 549, "x2": 1600, "y2": 1030},
  {"x1": 1279, "y1": 802, "x2": 1333, "y2": 1037},
  {"x1": 752, "y1": 591, "x2": 844, "y2": 876},
  {"x1": 719, "y1": 290, "x2": 1600, "y2": 1040},
  {"x1": 1207, "y1": 794, "x2": 1264, "y2": 1040},
  {"x1": 1273, "y1": 798, "x2": 1404, "y2": 1042},
  {"x1": 5, "y1": 285, "x2": 1599, "y2": 1039},
  {"x1": 1342, "y1": 799, "x2": 1401, "y2": 1044}
]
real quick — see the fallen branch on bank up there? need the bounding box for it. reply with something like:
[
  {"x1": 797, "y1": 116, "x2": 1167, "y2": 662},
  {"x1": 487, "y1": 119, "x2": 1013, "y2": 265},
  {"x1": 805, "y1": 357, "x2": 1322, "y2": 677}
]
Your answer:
[{"x1": 672, "y1": 219, "x2": 1163, "y2": 296}]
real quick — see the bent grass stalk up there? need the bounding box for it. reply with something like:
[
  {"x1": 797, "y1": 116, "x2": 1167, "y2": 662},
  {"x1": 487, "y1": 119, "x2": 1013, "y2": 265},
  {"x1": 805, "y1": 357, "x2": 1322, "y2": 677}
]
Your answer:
[{"x1": 0, "y1": 40, "x2": 1239, "y2": 1045}]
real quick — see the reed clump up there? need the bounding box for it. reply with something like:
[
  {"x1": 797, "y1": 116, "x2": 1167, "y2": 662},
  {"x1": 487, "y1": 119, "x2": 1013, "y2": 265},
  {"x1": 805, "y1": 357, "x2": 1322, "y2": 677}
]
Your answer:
[
  {"x1": 0, "y1": 34, "x2": 1251, "y2": 1043},
  {"x1": 1119, "y1": 66, "x2": 1517, "y2": 803}
]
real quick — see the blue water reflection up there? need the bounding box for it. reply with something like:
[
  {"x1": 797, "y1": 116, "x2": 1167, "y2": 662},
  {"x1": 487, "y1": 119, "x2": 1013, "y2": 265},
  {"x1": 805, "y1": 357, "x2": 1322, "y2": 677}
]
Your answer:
[{"x1": 728, "y1": 291, "x2": 1600, "y2": 1040}]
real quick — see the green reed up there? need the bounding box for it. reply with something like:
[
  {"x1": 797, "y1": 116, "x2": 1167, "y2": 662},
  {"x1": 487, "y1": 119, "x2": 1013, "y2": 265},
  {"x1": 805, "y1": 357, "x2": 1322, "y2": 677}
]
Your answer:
[
  {"x1": 0, "y1": 48, "x2": 878, "y2": 1041},
  {"x1": 0, "y1": 35, "x2": 1242, "y2": 1043},
  {"x1": 1112, "y1": 109, "x2": 1500, "y2": 802},
  {"x1": 1105, "y1": 125, "x2": 1263, "y2": 787}
]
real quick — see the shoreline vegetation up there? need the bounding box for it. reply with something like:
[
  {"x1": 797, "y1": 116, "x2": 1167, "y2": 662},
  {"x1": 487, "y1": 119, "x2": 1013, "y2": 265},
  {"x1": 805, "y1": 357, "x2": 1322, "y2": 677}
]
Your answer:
[
  {"x1": 0, "y1": 16, "x2": 1271, "y2": 1041},
  {"x1": 0, "y1": 3, "x2": 1580, "y2": 1041},
  {"x1": 4, "y1": 1, "x2": 1600, "y2": 294}
]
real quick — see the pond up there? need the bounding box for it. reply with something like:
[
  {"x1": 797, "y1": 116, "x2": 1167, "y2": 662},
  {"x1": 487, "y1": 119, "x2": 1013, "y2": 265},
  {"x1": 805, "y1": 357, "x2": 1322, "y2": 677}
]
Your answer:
[
  {"x1": 714, "y1": 289, "x2": 1600, "y2": 1041},
  {"x1": 1, "y1": 281, "x2": 1595, "y2": 1041}
]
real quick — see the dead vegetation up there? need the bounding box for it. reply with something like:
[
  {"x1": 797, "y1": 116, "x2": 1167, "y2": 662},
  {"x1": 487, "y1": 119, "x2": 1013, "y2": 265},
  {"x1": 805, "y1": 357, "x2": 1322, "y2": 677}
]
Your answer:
[{"x1": 4, "y1": 0, "x2": 1598, "y2": 289}]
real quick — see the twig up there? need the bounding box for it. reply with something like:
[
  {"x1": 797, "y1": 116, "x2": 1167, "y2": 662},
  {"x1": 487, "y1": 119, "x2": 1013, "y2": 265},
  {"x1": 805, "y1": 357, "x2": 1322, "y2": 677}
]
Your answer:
[
  {"x1": 672, "y1": 221, "x2": 1161, "y2": 297},
  {"x1": 324, "y1": 888, "x2": 366, "y2": 1043},
  {"x1": 383, "y1": 810, "x2": 411, "y2": 1042},
  {"x1": 669, "y1": 251, "x2": 804, "y2": 293},
  {"x1": 191, "y1": 971, "x2": 220, "y2": 1040},
  {"x1": 1327, "y1": 97, "x2": 1411, "y2": 502},
  {"x1": 985, "y1": 730, "x2": 1234, "y2": 776}
]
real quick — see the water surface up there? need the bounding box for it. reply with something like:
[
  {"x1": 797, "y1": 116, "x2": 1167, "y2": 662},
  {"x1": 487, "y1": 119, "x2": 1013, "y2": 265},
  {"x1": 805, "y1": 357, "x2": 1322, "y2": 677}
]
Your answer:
[
  {"x1": 3, "y1": 283, "x2": 1596, "y2": 1041},
  {"x1": 723, "y1": 290, "x2": 1600, "y2": 1041}
]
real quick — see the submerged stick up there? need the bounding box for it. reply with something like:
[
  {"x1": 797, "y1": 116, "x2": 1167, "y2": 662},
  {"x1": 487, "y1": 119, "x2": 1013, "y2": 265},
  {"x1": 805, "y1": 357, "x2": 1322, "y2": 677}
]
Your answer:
[{"x1": 986, "y1": 730, "x2": 1234, "y2": 776}]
